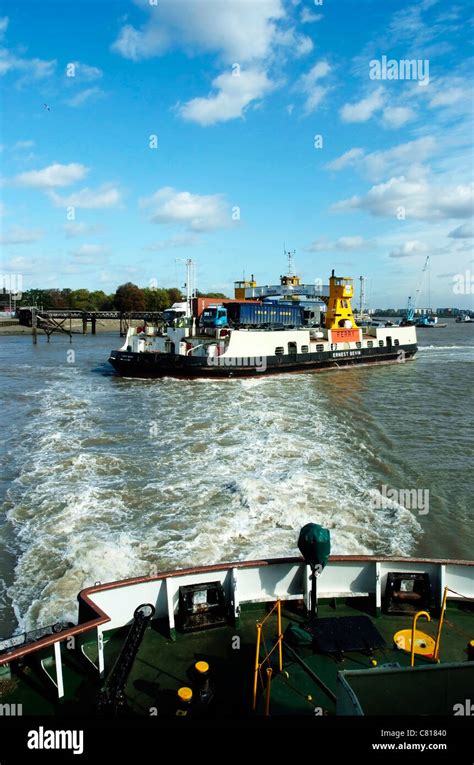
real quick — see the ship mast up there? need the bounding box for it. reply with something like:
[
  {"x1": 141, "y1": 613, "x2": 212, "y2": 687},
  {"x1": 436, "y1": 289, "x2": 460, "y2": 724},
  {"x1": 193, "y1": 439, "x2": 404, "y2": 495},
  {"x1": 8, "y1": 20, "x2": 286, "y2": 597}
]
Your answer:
[
  {"x1": 359, "y1": 275, "x2": 365, "y2": 316},
  {"x1": 176, "y1": 258, "x2": 196, "y2": 317}
]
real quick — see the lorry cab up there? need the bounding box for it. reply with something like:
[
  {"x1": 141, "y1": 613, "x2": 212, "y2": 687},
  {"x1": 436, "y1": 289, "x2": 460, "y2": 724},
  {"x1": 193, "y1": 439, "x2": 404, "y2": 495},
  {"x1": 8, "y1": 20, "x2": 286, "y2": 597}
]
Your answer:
[
  {"x1": 163, "y1": 302, "x2": 188, "y2": 325},
  {"x1": 201, "y1": 305, "x2": 228, "y2": 328}
]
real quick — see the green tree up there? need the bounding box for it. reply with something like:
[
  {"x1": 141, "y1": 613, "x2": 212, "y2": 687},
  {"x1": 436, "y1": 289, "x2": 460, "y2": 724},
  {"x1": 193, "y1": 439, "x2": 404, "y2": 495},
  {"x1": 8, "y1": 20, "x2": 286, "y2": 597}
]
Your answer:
[
  {"x1": 89, "y1": 290, "x2": 113, "y2": 310},
  {"x1": 70, "y1": 289, "x2": 94, "y2": 311},
  {"x1": 18, "y1": 289, "x2": 49, "y2": 308},
  {"x1": 143, "y1": 287, "x2": 171, "y2": 312},
  {"x1": 114, "y1": 282, "x2": 145, "y2": 312},
  {"x1": 197, "y1": 291, "x2": 228, "y2": 299},
  {"x1": 167, "y1": 288, "x2": 183, "y2": 304}
]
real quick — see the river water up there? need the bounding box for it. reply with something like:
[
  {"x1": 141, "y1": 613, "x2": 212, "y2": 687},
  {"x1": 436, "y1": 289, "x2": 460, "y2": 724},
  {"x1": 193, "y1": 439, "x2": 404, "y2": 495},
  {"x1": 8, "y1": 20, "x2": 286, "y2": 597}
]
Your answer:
[{"x1": 0, "y1": 322, "x2": 473, "y2": 635}]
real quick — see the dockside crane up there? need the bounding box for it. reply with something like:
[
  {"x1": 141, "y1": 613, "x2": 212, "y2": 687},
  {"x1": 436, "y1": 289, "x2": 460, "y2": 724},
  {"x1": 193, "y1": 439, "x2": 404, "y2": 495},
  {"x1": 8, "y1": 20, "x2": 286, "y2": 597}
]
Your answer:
[{"x1": 404, "y1": 255, "x2": 430, "y2": 324}]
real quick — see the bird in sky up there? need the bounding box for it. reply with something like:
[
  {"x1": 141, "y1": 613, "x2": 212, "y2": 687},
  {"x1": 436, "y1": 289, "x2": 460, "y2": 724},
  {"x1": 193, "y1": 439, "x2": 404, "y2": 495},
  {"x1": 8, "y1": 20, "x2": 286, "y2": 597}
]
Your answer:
[{"x1": 43, "y1": 103, "x2": 50, "y2": 111}]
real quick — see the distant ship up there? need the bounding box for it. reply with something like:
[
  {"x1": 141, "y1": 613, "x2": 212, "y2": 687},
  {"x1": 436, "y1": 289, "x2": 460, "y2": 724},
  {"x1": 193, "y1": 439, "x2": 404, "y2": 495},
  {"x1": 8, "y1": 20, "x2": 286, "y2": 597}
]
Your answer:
[
  {"x1": 414, "y1": 315, "x2": 447, "y2": 329},
  {"x1": 108, "y1": 267, "x2": 418, "y2": 378}
]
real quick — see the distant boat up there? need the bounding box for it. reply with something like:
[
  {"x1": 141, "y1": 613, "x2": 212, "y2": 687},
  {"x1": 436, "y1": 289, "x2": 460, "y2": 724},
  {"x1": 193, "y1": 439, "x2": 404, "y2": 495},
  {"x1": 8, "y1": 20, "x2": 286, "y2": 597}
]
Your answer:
[
  {"x1": 415, "y1": 315, "x2": 446, "y2": 328},
  {"x1": 455, "y1": 314, "x2": 474, "y2": 323}
]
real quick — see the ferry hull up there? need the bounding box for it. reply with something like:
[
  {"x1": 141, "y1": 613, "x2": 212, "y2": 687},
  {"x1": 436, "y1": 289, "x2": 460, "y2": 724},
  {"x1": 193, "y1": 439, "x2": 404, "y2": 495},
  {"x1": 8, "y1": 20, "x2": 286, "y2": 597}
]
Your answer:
[{"x1": 109, "y1": 344, "x2": 417, "y2": 378}]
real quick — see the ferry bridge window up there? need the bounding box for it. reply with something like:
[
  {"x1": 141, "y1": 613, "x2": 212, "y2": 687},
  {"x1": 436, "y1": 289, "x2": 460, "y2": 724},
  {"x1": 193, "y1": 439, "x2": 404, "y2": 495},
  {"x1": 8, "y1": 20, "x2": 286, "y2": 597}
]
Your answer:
[
  {"x1": 301, "y1": 345, "x2": 309, "y2": 353},
  {"x1": 367, "y1": 341, "x2": 373, "y2": 348},
  {"x1": 275, "y1": 347, "x2": 284, "y2": 355},
  {"x1": 378, "y1": 340, "x2": 384, "y2": 347}
]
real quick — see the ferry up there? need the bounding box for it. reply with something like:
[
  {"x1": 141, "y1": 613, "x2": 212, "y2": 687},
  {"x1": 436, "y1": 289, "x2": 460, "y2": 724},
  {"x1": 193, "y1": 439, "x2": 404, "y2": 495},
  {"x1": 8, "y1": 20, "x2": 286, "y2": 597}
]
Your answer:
[{"x1": 108, "y1": 269, "x2": 418, "y2": 378}]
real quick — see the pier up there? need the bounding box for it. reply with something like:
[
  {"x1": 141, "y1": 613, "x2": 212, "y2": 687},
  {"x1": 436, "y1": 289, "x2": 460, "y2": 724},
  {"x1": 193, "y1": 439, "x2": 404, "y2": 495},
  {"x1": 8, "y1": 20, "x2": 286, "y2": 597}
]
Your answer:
[{"x1": 18, "y1": 309, "x2": 163, "y2": 343}]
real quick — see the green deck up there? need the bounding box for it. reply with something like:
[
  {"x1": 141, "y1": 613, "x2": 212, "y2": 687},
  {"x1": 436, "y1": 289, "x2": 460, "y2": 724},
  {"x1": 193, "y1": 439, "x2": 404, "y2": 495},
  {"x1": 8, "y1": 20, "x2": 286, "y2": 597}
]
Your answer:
[{"x1": 1, "y1": 598, "x2": 472, "y2": 717}]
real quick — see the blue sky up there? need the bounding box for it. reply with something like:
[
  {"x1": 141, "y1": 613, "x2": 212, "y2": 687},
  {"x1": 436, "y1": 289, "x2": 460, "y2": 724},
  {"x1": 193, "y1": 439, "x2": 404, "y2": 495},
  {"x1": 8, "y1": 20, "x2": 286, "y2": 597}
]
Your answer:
[{"x1": 0, "y1": 0, "x2": 473, "y2": 307}]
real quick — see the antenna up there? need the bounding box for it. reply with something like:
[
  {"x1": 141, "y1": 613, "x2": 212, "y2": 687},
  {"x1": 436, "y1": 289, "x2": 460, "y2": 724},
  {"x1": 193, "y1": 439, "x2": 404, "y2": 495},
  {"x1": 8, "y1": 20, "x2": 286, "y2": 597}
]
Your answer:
[
  {"x1": 359, "y1": 276, "x2": 365, "y2": 315},
  {"x1": 284, "y1": 247, "x2": 296, "y2": 276},
  {"x1": 175, "y1": 258, "x2": 196, "y2": 316}
]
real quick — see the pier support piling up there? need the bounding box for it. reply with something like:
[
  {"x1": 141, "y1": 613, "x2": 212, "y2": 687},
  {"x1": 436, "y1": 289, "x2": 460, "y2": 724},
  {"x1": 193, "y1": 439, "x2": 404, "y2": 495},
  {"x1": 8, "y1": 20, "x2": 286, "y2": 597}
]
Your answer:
[{"x1": 32, "y1": 308, "x2": 37, "y2": 345}]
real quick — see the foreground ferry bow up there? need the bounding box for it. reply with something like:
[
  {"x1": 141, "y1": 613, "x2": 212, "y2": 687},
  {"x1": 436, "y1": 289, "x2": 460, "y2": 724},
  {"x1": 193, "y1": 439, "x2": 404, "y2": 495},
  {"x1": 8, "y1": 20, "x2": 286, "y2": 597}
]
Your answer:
[
  {"x1": 0, "y1": 525, "x2": 472, "y2": 717},
  {"x1": 109, "y1": 270, "x2": 417, "y2": 378}
]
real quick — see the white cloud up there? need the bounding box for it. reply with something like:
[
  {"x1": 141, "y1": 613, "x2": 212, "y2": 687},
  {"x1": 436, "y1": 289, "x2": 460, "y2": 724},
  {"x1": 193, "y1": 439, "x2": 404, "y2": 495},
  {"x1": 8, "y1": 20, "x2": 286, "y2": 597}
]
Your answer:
[
  {"x1": 306, "y1": 235, "x2": 372, "y2": 252},
  {"x1": 298, "y1": 60, "x2": 331, "y2": 114},
  {"x1": 65, "y1": 87, "x2": 104, "y2": 107},
  {"x1": 71, "y1": 243, "x2": 108, "y2": 261},
  {"x1": 334, "y1": 176, "x2": 474, "y2": 221},
  {"x1": 111, "y1": 0, "x2": 285, "y2": 64},
  {"x1": 140, "y1": 186, "x2": 229, "y2": 232},
  {"x1": 381, "y1": 105, "x2": 415, "y2": 129},
  {"x1": 340, "y1": 87, "x2": 384, "y2": 123},
  {"x1": 0, "y1": 226, "x2": 42, "y2": 244},
  {"x1": 14, "y1": 163, "x2": 89, "y2": 188},
  {"x1": 448, "y1": 222, "x2": 474, "y2": 239},
  {"x1": 0, "y1": 16, "x2": 56, "y2": 84},
  {"x1": 326, "y1": 147, "x2": 364, "y2": 172},
  {"x1": 178, "y1": 68, "x2": 275, "y2": 126},
  {"x1": 388, "y1": 0, "x2": 442, "y2": 47},
  {"x1": 300, "y1": 9, "x2": 323, "y2": 23},
  {"x1": 326, "y1": 137, "x2": 436, "y2": 182},
  {"x1": 273, "y1": 26, "x2": 313, "y2": 57},
  {"x1": 63, "y1": 222, "x2": 103, "y2": 238},
  {"x1": 14, "y1": 139, "x2": 35, "y2": 150},
  {"x1": 0, "y1": 50, "x2": 56, "y2": 79},
  {"x1": 389, "y1": 240, "x2": 428, "y2": 258},
  {"x1": 48, "y1": 185, "x2": 122, "y2": 209},
  {"x1": 112, "y1": 1, "x2": 312, "y2": 125},
  {"x1": 429, "y1": 86, "x2": 465, "y2": 108}
]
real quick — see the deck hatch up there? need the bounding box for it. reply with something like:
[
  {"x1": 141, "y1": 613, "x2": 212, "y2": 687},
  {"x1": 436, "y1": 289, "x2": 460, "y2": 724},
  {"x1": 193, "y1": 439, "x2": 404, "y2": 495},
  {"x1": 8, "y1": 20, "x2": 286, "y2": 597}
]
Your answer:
[
  {"x1": 177, "y1": 581, "x2": 228, "y2": 632},
  {"x1": 310, "y1": 615, "x2": 386, "y2": 657},
  {"x1": 384, "y1": 572, "x2": 432, "y2": 615}
]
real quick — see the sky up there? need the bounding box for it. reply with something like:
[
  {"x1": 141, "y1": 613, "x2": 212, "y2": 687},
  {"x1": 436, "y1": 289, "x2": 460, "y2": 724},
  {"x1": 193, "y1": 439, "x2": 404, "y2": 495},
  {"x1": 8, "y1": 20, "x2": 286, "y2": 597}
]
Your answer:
[{"x1": 0, "y1": 0, "x2": 473, "y2": 308}]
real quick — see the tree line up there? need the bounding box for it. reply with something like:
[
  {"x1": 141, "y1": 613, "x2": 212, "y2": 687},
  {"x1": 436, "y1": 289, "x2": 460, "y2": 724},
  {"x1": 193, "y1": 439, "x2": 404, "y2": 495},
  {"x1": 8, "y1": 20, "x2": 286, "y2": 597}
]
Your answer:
[{"x1": 17, "y1": 283, "x2": 228, "y2": 313}]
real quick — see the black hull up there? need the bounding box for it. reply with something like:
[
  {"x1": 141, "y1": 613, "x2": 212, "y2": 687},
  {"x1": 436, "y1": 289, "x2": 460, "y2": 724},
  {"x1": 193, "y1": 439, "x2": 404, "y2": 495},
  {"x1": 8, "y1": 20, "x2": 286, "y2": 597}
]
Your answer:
[{"x1": 109, "y1": 345, "x2": 417, "y2": 379}]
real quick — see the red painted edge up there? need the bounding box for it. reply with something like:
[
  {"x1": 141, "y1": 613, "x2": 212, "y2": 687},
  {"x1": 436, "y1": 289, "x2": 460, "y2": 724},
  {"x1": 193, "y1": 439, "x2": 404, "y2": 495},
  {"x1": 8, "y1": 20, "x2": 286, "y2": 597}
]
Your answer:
[{"x1": 1, "y1": 554, "x2": 472, "y2": 666}]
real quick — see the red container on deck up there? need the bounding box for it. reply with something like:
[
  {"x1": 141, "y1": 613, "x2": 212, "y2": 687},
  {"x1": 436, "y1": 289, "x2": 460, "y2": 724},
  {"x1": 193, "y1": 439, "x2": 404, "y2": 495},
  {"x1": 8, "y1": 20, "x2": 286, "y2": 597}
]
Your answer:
[{"x1": 191, "y1": 297, "x2": 260, "y2": 319}]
